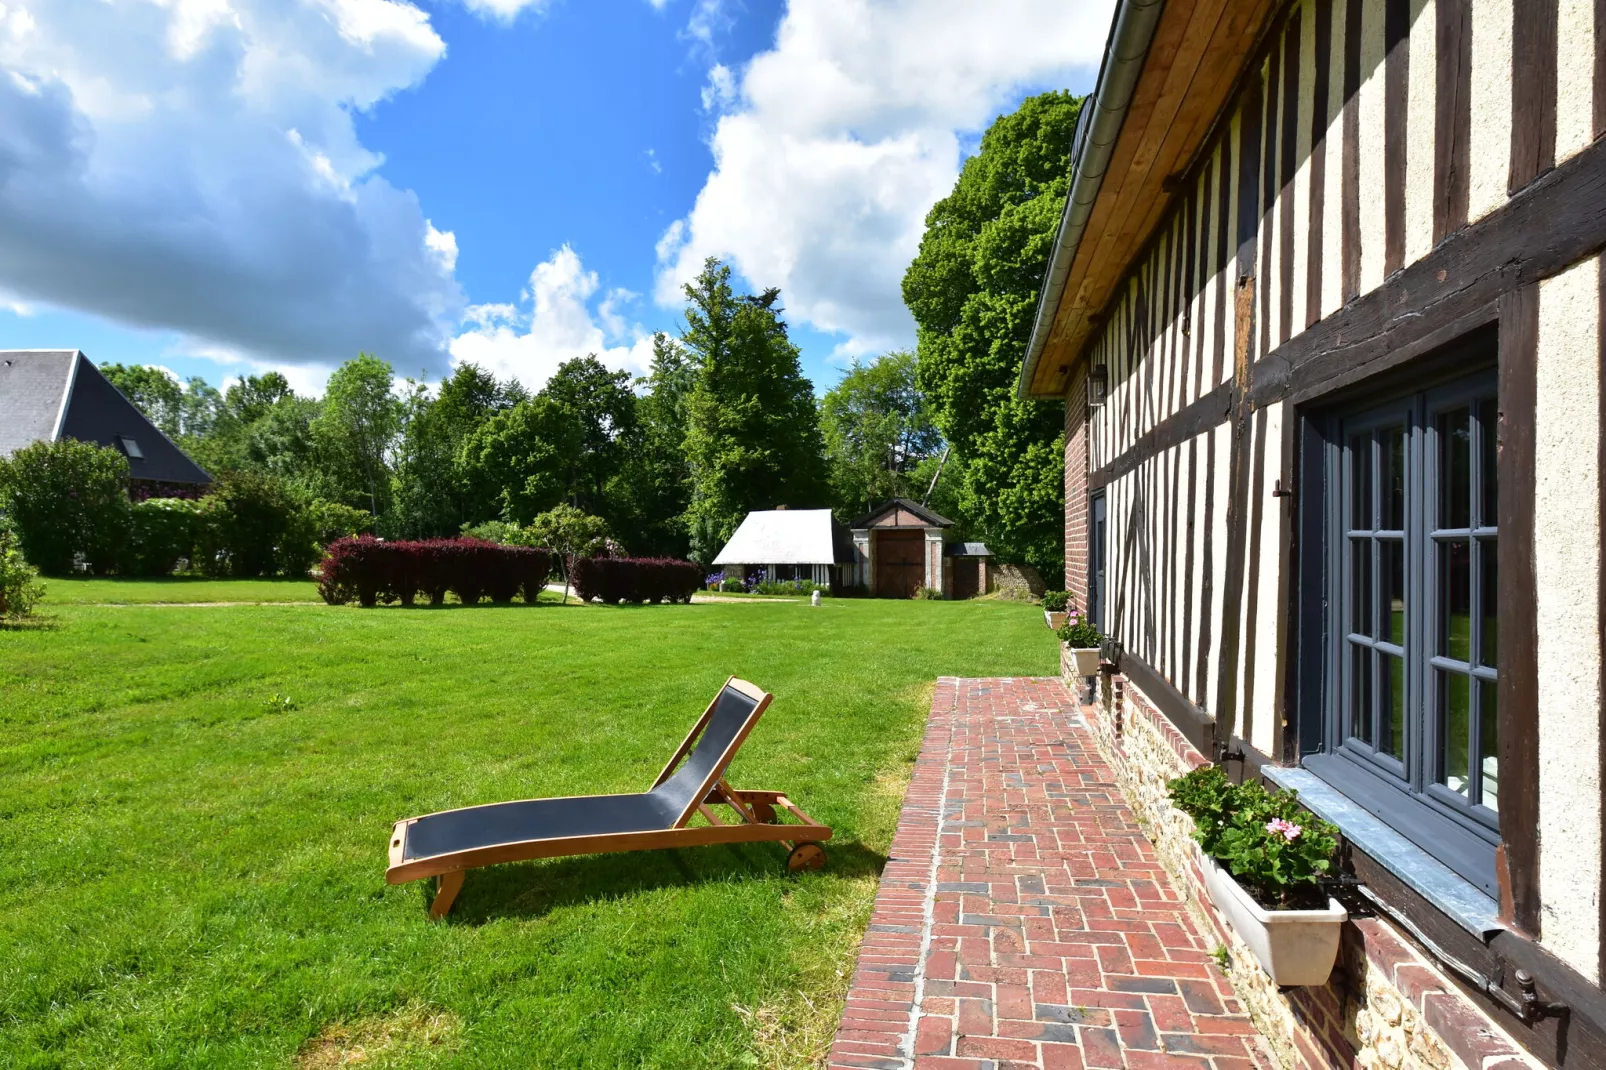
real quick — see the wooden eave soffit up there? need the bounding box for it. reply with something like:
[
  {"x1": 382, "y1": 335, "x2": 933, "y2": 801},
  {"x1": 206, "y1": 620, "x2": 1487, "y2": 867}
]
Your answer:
[{"x1": 1028, "y1": 0, "x2": 1280, "y2": 397}]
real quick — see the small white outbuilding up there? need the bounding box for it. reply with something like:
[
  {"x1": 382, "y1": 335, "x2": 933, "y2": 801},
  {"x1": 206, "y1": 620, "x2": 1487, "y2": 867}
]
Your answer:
[{"x1": 712, "y1": 508, "x2": 853, "y2": 588}]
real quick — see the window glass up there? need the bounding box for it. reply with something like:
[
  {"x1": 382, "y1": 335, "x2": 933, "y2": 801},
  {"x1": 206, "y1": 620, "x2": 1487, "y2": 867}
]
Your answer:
[
  {"x1": 1381, "y1": 539, "x2": 1406, "y2": 646},
  {"x1": 1480, "y1": 545, "x2": 1497, "y2": 667},
  {"x1": 1330, "y1": 378, "x2": 1498, "y2": 839},
  {"x1": 1439, "y1": 540, "x2": 1471, "y2": 661},
  {"x1": 1439, "y1": 670, "x2": 1471, "y2": 797},
  {"x1": 1381, "y1": 424, "x2": 1406, "y2": 529},
  {"x1": 1439, "y1": 406, "x2": 1472, "y2": 530},
  {"x1": 1351, "y1": 541, "x2": 1372, "y2": 638},
  {"x1": 1479, "y1": 399, "x2": 1498, "y2": 525},
  {"x1": 1480, "y1": 679, "x2": 1499, "y2": 812},
  {"x1": 1351, "y1": 433, "x2": 1373, "y2": 528}
]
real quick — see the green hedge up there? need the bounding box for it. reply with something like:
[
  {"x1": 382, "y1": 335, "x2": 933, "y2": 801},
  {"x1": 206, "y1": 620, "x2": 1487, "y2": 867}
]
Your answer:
[{"x1": 0, "y1": 439, "x2": 130, "y2": 575}]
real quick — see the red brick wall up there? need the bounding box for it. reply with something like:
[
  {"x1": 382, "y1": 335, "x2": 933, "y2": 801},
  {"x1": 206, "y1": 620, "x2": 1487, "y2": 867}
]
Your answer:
[{"x1": 1063, "y1": 369, "x2": 1090, "y2": 610}]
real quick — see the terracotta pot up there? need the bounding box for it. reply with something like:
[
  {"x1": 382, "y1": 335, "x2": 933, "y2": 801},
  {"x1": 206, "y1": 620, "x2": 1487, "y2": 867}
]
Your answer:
[{"x1": 1200, "y1": 853, "x2": 1346, "y2": 986}]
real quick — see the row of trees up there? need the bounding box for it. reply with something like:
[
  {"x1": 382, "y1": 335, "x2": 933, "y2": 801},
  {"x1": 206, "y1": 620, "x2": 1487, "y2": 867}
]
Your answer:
[
  {"x1": 106, "y1": 260, "x2": 950, "y2": 563},
  {"x1": 97, "y1": 89, "x2": 1081, "y2": 576}
]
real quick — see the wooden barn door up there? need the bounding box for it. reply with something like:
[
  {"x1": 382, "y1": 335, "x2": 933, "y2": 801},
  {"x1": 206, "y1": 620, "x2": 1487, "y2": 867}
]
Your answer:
[
  {"x1": 875, "y1": 530, "x2": 925, "y2": 598},
  {"x1": 951, "y1": 558, "x2": 979, "y2": 600}
]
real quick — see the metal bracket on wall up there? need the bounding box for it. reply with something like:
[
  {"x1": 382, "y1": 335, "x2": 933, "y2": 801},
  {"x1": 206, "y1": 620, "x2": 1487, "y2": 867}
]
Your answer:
[
  {"x1": 1272, "y1": 478, "x2": 1295, "y2": 498},
  {"x1": 1352, "y1": 883, "x2": 1569, "y2": 1026}
]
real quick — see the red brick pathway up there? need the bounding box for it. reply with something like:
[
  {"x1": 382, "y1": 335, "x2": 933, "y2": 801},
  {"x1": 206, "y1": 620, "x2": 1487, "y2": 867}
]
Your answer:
[{"x1": 828, "y1": 677, "x2": 1274, "y2": 1070}]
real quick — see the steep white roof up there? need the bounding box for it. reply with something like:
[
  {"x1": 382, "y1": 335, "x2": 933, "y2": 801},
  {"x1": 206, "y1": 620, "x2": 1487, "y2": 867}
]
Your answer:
[{"x1": 714, "y1": 509, "x2": 838, "y2": 566}]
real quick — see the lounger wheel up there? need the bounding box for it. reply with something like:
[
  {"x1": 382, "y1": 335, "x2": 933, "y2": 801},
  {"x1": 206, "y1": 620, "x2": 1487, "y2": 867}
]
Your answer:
[
  {"x1": 751, "y1": 800, "x2": 778, "y2": 824},
  {"x1": 786, "y1": 841, "x2": 826, "y2": 873}
]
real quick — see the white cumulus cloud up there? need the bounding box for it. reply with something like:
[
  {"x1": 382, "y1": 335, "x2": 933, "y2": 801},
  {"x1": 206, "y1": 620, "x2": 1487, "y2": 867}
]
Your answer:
[
  {"x1": 458, "y1": 0, "x2": 555, "y2": 22},
  {"x1": 0, "y1": 0, "x2": 464, "y2": 374},
  {"x1": 656, "y1": 0, "x2": 1114, "y2": 355},
  {"x1": 450, "y1": 245, "x2": 657, "y2": 391}
]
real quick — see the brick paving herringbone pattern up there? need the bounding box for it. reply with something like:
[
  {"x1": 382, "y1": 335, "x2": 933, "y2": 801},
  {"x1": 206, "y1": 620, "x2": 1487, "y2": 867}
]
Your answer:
[{"x1": 827, "y1": 677, "x2": 1276, "y2": 1070}]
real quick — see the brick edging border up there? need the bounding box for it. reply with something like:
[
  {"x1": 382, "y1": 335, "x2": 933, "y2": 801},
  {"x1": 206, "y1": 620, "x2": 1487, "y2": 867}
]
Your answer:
[{"x1": 827, "y1": 677, "x2": 959, "y2": 1070}]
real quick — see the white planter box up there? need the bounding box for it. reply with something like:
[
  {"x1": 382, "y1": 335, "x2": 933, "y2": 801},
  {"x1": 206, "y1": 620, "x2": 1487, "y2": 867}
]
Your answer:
[
  {"x1": 1045, "y1": 609, "x2": 1067, "y2": 630},
  {"x1": 1065, "y1": 645, "x2": 1100, "y2": 677},
  {"x1": 1200, "y1": 853, "x2": 1346, "y2": 986}
]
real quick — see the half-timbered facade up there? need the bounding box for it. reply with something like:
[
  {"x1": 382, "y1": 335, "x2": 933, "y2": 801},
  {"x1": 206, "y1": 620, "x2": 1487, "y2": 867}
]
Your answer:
[{"x1": 1024, "y1": 0, "x2": 1606, "y2": 1066}]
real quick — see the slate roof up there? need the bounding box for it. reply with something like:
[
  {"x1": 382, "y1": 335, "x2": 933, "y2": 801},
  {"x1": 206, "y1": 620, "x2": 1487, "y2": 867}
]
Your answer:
[
  {"x1": 713, "y1": 509, "x2": 853, "y2": 566},
  {"x1": 945, "y1": 542, "x2": 992, "y2": 557},
  {"x1": 0, "y1": 350, "x2": 76, "y2": 458},
  {"x1": 0, "y1": 350, "x2": 212, "y2": 484},
  {"x1": 850, "y1": 497, "x2": 954, "y2": 529}
]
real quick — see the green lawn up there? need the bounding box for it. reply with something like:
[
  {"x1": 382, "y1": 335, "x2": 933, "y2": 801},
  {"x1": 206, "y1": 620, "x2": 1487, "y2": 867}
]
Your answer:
[
  {"x1": 42, "y1": 576, "x2": 324, "y2": 604},
  {"x1": 0, "y1": 589, "x2": 1056, "y2": 1068}
]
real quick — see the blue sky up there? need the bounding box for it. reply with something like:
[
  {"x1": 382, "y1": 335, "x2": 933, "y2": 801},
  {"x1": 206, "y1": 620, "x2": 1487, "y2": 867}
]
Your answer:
[{"x1": 0, "y1": 0, "x2": 1111, "y2": 396}]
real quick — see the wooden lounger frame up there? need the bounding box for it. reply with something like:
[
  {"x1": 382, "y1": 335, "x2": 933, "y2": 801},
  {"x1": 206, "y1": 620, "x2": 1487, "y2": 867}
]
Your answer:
[{"x1": 385, "y1": 678, "x2": 832, "y2": 917}]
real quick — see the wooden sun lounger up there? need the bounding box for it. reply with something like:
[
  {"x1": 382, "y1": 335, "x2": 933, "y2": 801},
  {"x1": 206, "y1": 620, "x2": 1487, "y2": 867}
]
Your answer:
[{"x1": 386, "y1": 677, "x2": 832, "y2": 917}]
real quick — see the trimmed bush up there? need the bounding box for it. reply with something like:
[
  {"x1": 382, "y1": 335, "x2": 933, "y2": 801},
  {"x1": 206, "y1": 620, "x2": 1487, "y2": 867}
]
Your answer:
[
  {"x1": 125, "y1": 498, "x2": 202, "y2": 576},
  {"x1": 316, "y1": 537, "x2": 551, "y2": 608},
  {"x1": 570, "y1": 556, "x2": 702, "y2": 605},
  {"x1": 0, "y1": 519, "x2": 45, "y2": 619},
  {"x1": 0, "y1": 438, "x2": 131, "y2": 574},
  {"x1": 194, "y1": 471, "x2": 320, "y2": 578}
]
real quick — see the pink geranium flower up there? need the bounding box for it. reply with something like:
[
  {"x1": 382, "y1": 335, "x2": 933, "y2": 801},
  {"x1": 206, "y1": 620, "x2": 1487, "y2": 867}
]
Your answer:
[{"x1": 1264, "y1": 818, "x2": 1302, "y2": 841}]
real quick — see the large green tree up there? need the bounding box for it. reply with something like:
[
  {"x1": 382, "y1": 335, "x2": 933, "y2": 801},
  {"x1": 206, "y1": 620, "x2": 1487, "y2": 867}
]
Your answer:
[
  {"x1": 680, "y1": 258, "x2": 829, "y2": 560},
  {"x1": 540, "y1": 355, "x2": 637, "y2": 516},
  {"x1": 389, "y1": 363, "x2": 521, "y2": 537},
  {"x1": 902, "y1": 89, "x2": 1082, "y2": 578},
  {"x1": 459, "y1": 395, "x2": 584, "y2": 525},
  {"x1": 311, "y1": 353, "x2": 402, "y2": 515},
  {"x1": 820, "y1": 351, "x2": 942, "y2": 520},
  {"x1": 612, "y1": 333, "x2": 696, "y2": 558}
]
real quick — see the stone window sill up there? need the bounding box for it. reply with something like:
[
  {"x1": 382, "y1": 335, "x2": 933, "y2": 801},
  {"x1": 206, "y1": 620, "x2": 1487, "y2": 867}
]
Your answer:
[{"x1": 1263, "y1": 766, "x2": 1504, "y2": 940}]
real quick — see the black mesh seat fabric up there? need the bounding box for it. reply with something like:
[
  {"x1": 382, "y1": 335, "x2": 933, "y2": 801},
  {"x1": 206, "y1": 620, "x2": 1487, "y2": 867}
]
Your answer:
[
  {"x1": 403, "y1": 793, "x2": 673, "y2": 860},
  {"x1": 402, "y1": 684, "x2": 762, "y2": 862}
]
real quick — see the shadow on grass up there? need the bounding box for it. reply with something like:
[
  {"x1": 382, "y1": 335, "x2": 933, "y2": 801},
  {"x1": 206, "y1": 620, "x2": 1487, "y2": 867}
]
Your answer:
[{"x1": 431, "y1": 839, "x2": 888, "y2": 924}]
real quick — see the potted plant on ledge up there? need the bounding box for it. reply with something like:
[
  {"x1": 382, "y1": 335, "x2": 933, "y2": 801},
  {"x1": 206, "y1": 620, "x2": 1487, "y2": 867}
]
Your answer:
[
  {"x1": 1055, "y1": 613, "x2": 1104, "y2": 676},
  {"x1": 1042, "y1": 590, "x2": 1070, "y2": 630},
  {"x1": 1168, "y1": 765, "x2": 1346, "y2": 986}
]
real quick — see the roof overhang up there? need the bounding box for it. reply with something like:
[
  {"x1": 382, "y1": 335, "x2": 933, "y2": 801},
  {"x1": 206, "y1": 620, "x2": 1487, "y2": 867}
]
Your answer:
[{"x1": 1019, "y1": 0, "x2": 1280, "y2": 399}]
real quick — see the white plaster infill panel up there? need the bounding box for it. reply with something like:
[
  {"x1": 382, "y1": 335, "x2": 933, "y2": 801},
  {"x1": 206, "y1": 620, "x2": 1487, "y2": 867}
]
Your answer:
[{"x1": 1535, "y1": 256, "x2": 1605, "y2": 985}]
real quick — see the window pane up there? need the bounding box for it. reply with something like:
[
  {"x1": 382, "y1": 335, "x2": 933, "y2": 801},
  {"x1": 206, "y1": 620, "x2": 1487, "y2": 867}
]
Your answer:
[
  {"x1": 1351, "y1": 539, "x2": 1373, "y2": 637},
  {"x1": 1351, "y1": 643, "x2": 1373, "y2": 745},
  {"x1": 1479, "y1": 399, "x2": 1498, "y2": 527},
  {"x1": 1480, "y1": 679, "x2": 1499, "y2": 812},
  {"x1": 1438, "y1": 670, "x2": 1471, "y2": 798},
  {"x1": 1480, "y1": 540, "x2": 1497, "y2": 668},
  {"x1": 1381, "y1": 424, "x2": 1406, "y2": 529},
  {"x1": 1438, "y1": 406, "x2": 1472, "y2": 529},
  {"x1": 1381, "y1": 653, "x2": 1405, "y2": 759},
  {"x1": 1381, "y1": 539, "x2": 1406, "y2": 646},
  {"x1": 1439, "y1": 539, "x2": 1471, "y2": 662},
  {"x1": 1350, "y1": 432, "x2": 1373, "y2": 529}
]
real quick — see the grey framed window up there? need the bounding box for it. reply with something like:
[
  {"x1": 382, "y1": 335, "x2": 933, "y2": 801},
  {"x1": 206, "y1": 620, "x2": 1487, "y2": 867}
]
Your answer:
[{"x1": 1304, "y1": 370, "x2": 1500, "y2": 895}]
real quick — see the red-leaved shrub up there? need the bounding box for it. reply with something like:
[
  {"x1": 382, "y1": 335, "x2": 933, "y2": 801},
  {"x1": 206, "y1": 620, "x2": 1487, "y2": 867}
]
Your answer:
[
  {"x1": 317, "y1": 537, "x2": 552, "y2": 608},
  {"x1": 569, "y1": 556, "x2": 703, "y2": 605}
]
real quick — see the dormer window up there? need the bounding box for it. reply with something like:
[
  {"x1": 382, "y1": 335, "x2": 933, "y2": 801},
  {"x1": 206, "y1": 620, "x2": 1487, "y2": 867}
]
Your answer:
[{"x1": 116, "y1": 435, "x2": 143, "y2": 459}]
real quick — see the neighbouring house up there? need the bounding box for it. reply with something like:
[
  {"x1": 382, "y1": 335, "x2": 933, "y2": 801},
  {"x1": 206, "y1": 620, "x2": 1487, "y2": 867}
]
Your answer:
[
  {"x1": 712, "y1": 508, "x2": 854, "y2": 589},
  {"x1": 0, "y1": 350, "x2": 211, "y2": 493},
  {"x1": 1023, "y1": 1, "x2": 1606, "y2": 1068},
  {"x1": 847, "y1": 498, "x2": 954, "y2": 599}
]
